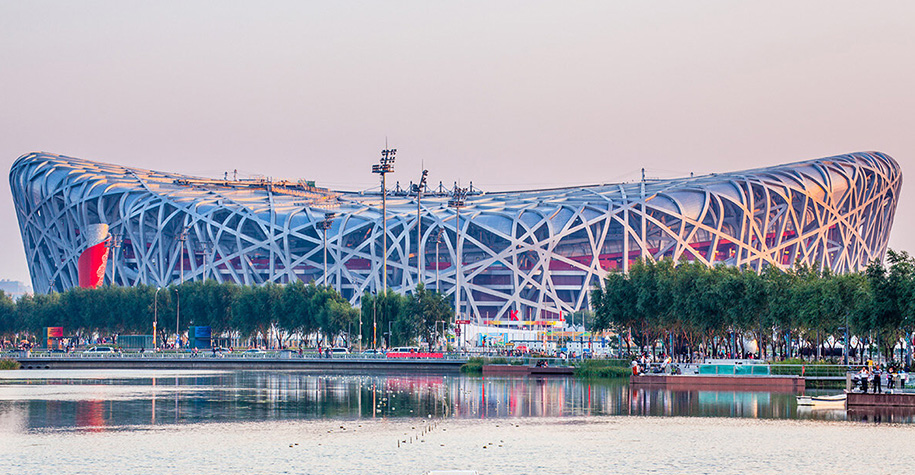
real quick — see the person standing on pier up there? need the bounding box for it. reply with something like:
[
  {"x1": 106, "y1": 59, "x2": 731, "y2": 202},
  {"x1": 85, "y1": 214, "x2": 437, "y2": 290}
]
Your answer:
[{"x1": 873, "y1": 366, "x2": 883, "y2": 394}]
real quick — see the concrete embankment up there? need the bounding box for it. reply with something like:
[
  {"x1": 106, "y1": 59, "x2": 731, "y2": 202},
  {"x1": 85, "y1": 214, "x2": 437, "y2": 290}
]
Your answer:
[{"x1": 14, "y1": 356, "x2": 466, "y2": 372}]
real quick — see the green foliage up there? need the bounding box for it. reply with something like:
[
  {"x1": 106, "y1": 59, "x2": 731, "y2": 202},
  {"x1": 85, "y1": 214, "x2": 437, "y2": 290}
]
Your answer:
[
  {"x1": 0, "y1": 280, "x2": 451, "y2": 350},
  {"x1": 360, "y1": 285, "x2": 455, "y2": 349},
  {"x1": 574, "y1": 359, "x2": 631, "y2": 378},
  {"x1": 592, "y1": 253, "x2": 912, "y2": 362},
  {"x1": 460, "y1": 357, "x2": 486, "y2": 374},
  {"x1": 0, "y1": 358, "x2": 20, "y2": 370}
]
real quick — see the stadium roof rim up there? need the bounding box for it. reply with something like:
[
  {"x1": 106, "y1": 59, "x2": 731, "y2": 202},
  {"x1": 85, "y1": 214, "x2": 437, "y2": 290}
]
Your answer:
[{"x1": 12, "y1": 150, "x2": 899, "y2": 195}]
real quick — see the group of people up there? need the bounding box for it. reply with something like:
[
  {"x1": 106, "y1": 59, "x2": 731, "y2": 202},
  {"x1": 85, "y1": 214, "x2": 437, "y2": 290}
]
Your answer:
[
  {"x1": 631, "y1": 352, "x2": 674, "y2": 375},
  {"x1": 853, "y1": 364, "x2": 908, "y2": 393}
]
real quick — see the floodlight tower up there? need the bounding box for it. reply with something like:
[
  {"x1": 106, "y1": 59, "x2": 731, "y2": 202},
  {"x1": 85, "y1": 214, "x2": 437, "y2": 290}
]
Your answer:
[
  {"x1": 448, "y1": 187, "x2": 468, "y2": 319},
  {"x1": 320, "y1": 212, "x2": 336, "y2": 288},
  {"x1": 372, "y1": 148, "x2": 395, "y2": 294},
  {"x1": 412, "y1": 169, "x2": 428, "y2": 284}
]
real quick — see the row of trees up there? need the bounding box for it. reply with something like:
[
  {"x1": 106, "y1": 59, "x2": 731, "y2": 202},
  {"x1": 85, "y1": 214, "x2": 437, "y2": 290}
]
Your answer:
[
  {"x1": 0, "y1": 280, "x2": 454, "y2": 350},
  {"x1": 591, "y1": 251, "x2": 915, "y2": 363}
]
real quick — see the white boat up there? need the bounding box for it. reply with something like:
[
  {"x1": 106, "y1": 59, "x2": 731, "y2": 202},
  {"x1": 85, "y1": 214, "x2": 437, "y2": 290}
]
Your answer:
[{"x1": 796, "y1": 393, "x2": 846, "y2": 406}]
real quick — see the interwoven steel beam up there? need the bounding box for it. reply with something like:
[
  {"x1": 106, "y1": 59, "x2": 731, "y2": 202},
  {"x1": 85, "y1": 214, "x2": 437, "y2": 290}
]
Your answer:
[{"x1": 9, "y1": 151, "x2": 902, "y2": 321}]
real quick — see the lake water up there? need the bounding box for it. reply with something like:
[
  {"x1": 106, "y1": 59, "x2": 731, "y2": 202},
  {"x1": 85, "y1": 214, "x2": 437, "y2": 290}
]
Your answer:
[{"x1": 2, "y1": 370, "x2": 914, "y2": 474}]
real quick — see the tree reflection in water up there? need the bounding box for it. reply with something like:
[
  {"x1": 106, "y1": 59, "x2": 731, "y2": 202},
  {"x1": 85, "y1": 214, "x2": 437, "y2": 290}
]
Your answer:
[{"x1": 2, "y1": 371, "x2": 914, "y2": 431}]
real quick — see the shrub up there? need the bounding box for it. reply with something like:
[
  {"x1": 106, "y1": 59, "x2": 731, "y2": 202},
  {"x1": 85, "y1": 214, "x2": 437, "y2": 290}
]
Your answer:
[{"x1": 0, "y1": 358, "x2": 21, "y2": 370}]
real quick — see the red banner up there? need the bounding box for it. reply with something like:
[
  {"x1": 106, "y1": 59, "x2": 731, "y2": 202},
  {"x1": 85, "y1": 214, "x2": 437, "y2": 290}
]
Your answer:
[
  {"x1": 387, "y1": 352, "x2": 444, "y2": 359},
  {"x1": 78, "y1": 240, "x2": 109, "y2": 288}
]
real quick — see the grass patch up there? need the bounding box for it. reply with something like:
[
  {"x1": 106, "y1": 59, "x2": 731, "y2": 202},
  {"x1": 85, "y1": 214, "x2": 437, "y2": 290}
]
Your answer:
[
  {"x1": 460, "y1": 357, "x2": 486, "y2": 374},
  {"x1": 0, "y1": 358, "x2": 21, "y2": 370},
  {"x1": 574, "y1": 359, "x2": 631, "y2": 379}
]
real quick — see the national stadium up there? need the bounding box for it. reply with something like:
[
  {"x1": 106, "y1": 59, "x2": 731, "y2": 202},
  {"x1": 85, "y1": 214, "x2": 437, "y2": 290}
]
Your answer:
[{"x1": 9, "y1": 151, "x2": 901, "y2": 322}]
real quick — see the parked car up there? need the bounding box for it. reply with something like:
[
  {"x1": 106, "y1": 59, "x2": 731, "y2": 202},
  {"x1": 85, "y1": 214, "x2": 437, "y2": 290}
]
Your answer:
[
  {"x1": 331, "y1": 348, "x2": 350, "y2": 355},
  {"x1": 83, "y1": 346, "x2": 118, "y2": 354},
  {"x1": 242, "y1": 348, "x2": 267, "y2": 356}
]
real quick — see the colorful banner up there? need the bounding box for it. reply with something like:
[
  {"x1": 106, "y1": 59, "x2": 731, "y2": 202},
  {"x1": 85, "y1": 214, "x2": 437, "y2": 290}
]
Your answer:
[
  {"x1": 77, "y1": 224, "x2": 110, "y2": 288},
  {"x1": 482, "y1": 320, "x2": 563, "y2": 327}
]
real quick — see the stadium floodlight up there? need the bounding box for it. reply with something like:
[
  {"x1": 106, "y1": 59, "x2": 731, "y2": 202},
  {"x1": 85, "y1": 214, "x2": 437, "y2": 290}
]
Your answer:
[
  {"x1": 371, "y1": 147, "x2": 396, "y2": 294},
  {"x1": 412, "y1": 169, "x2": 428, "y2": 284},
  {"x1": 448, "y1": 186, "x2": 468, "y2": 320}
]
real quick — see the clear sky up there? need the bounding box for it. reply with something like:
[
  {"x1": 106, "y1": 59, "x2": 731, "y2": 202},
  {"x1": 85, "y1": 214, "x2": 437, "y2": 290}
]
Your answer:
[{"x1": 1, "y1": 1, "x2": 913, "y2": 286}]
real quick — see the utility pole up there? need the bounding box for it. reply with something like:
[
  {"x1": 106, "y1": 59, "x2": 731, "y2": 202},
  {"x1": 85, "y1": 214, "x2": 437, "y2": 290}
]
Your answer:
[
  {"x1": 448, "y1": 187, "x2": 468, "y2": 321},
  {"x1": 412, "y1": 169, "x2": 428, "y2": 285},
  {"x1": 371, "y1": 147, "x2": 395, "y2": 294}
]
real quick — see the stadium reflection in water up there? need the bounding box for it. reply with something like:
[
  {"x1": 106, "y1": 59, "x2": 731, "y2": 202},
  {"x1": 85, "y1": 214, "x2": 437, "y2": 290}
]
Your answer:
[{"x1": 1, "y1": 371, "x2": 913, "y2": 432}]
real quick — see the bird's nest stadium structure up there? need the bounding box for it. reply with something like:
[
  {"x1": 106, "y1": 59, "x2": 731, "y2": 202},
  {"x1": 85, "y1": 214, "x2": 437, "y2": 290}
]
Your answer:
[{"x1": 10, "y1": 151, "x2": 901, "y2": 321}]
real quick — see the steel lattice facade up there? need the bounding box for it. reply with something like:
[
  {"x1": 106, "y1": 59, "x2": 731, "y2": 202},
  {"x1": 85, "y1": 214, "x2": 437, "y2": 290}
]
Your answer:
[{"x1": 10, "y1": 151, "x2": 902, "y2": 320}]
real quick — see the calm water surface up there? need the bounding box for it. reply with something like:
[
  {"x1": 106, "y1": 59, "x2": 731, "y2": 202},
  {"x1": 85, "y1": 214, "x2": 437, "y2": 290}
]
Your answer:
[
  {"x1": 2, "y1": 370, "x2": 914, "y2": 474},
  {"x1": 0, "y1": 369, "x2": 911, "y2": 429}
]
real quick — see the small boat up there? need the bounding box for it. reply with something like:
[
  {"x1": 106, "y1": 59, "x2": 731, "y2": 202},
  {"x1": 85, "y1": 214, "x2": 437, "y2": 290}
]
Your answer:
[{"x1": 796, "y1": 393, "x2": 847, "y2": 406}]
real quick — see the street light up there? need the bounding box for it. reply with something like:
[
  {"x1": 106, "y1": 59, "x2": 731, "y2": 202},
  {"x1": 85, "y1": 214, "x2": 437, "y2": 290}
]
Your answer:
[
  {"x1": 320, "y1": 212, "x2": 336, "y2": 288},
  {"x1": 178, "y1": 225, "x2": 190, "y2": 284},
  {"x1": 154, "y1": 287, "x2": 161, "y2": 348},
  {"x1": 107, "y1": 231, "x2": 121, "y2": 285},
  {"x1": 412, "y1": 169, "x2": 428, "y2": 285},
  {"x1": 175, "y1": 288, "x2": 181, "y2": 349},
  {"x1": 448, "y1": 186, "x2": 468, "y2": 322},
  {"x1": 435, "y1": 228, "x2": 445, "y2": 293},
  {"x1": 371, "y1": 147, "x2": 395, "y2": 294}
]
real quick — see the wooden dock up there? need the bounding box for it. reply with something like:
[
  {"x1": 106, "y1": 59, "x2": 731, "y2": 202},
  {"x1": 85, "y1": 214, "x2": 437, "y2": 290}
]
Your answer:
[{"x1": 847, "y1": 392, "x2": 915, "y2": 408}]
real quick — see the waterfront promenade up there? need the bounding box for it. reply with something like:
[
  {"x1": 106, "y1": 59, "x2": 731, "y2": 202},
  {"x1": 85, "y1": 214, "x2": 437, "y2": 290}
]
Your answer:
[{"x1": 11, "y1": 352, "x2": 467, "y2": 372}]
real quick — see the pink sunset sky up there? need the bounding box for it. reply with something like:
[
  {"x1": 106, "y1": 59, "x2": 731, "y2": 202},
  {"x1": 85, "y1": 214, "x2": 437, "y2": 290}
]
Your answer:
[{"x1": 1, "y1": 1, "x2": 913, "y2": 286}]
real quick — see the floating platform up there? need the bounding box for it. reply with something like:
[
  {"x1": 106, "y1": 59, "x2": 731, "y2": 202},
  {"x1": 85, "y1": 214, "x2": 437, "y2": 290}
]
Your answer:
[
  {"x1": 847, "y1": 392, "x2": 915, "y2": 408},
  {"x1": 482, "y1": 364, "x2": 575, "y2": 376},
  {"x1": 630, "y1": 374, "x2": 805, "y2": 392}
]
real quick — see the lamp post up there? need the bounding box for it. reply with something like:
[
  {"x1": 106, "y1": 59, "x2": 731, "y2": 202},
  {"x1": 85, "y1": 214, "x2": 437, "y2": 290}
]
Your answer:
[
  {"x1": 435, "y1": 228, "x2": 444, "y2": 292},
  {"x1": 320, "y1": 212, "x2": 336, "y2": 288},
  {"x1": 107, "y1": 231, "x2": 121, "y2": 285},
  {"x1": 154, "y1": 287, "x2": 161, "y2": 348},
  {"x1": 843, "y1": 314, "x2": 849, "y2": 366},
  {"x1": 175, "y1": 288, "x2": 181, "y2": 349},
  {"x1": 448, "y1": 187, "x2": 468, "y2": 321},
  {"x1": 440, "y1": 319, "x2": 446, "y2": 351},
  {"x1": 412, "y1": 169, "x2": 428, "y2": 285},
  {"x1": 371, "y1": 147, "x2": 395, "y2": 294},
  {"x1": 178, "y1": 225, "x2": 189, "y2": 284}
]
